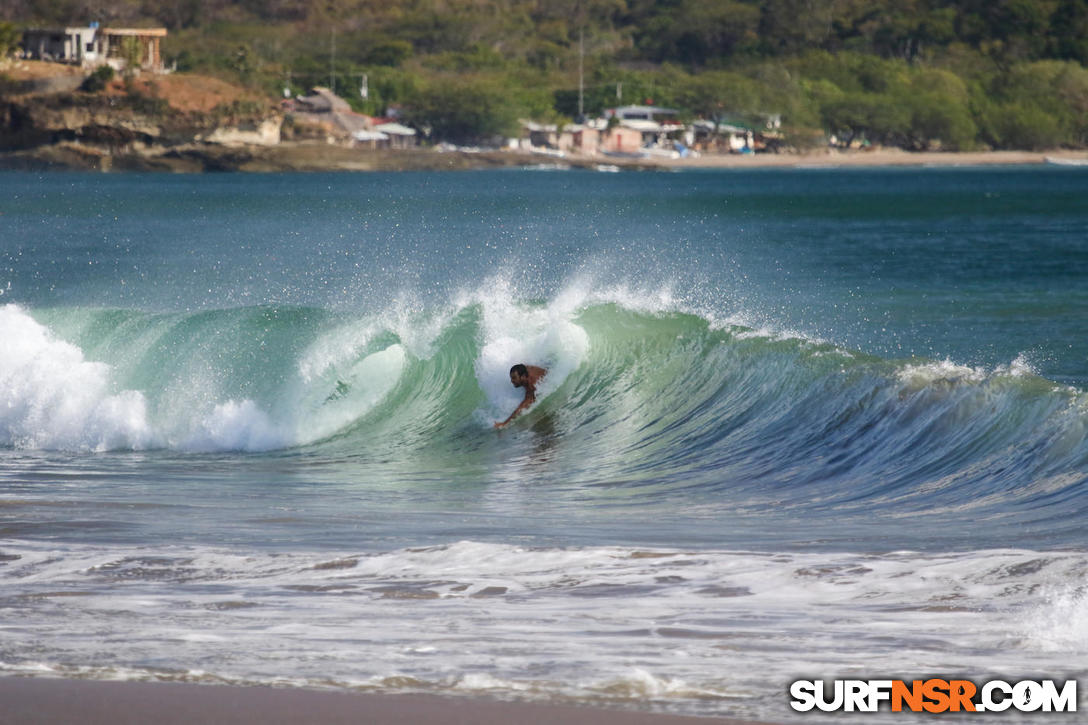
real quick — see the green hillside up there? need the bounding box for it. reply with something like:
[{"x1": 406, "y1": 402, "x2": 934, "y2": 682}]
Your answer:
[{"x1": 3, "y1": 1, "x2": 1087, "y2": 149}]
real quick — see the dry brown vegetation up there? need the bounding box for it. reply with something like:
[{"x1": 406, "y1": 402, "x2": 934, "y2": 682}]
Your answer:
[
  {"x1": 1, "y1": 58, "x2": 84, "y2": 79},
  {"x1": 110, "y1": 73, "x2": 269, "y2": 113}
]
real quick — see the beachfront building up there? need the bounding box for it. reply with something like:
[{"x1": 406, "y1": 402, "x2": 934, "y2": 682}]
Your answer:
[
  {"x1": 292, "y1": 86, "x2": 354, "y2": 115},
  {"x1": 602, "y1": 105, "x2": 692, "y2": 156},
  {"x1": 605, "y1": 105, "x2": 680, "y2": 123},
  {"x1": 21, "y1": 25, "x2": 167, "y2": 73},
  {"x1": 373, "y1": 122, "x2": 417, "y2": 149},
  {"x1": 511, "y1": 120, "x2": 597, "y2": 156},
  {"x1": 515, "y1": 120, "x2": 599, "y2": 157},
  {"x1": 286, "y1": 86, "x2": 369, "y2": 144},
  {"x1": 558, "y1": 124, "x2": 599, "y2": 156},
  {"x1": 516, "y1": 109, "x2": 771, "y2": 158},
  {"x1": 285, "y1": 87, "x2": 417, "y2": 148},
  {"x1": 600, "y1": 126, "x2": 643, "y2": 155},
  {"x1": 351, "y1": 123, "x2": 418, "y2": 150},
  {"x1": 692, "y1": 120, "x2": 755, "y2": 153},
  {"x1": 520, "y1": 121, "x2": 559, "y2": 150}
]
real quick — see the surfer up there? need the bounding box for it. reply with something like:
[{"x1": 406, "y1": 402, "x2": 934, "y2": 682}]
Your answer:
[{"x1": 494, "y1": 364, "x2": 547, "y2": 429}]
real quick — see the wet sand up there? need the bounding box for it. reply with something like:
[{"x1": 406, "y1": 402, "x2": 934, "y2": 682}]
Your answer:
[{"x1": 0, "y1": 677, "x2": 773, "y2": 725}]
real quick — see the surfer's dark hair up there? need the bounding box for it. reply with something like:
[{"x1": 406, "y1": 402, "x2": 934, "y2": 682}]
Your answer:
[{"x1": 510, "y1": 364, "x2": 528, "y2": 377}]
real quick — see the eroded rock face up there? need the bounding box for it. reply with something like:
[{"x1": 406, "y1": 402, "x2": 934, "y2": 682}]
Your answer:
[
  {"x1": 198, "y1": 117, "x2": 282, "y2": 147},
  {"x1": 0, "y1": 74, "x2": 281, "y2": 165},
  {"x1": 0, "y1": 94, "x2": 165, "y2": 150},
  {"x1": 34, "y1": 105, "x2": 162, "y2": 145},
  {"x1": 0, "y1": 102, "x2": 42, "y2": 149}
]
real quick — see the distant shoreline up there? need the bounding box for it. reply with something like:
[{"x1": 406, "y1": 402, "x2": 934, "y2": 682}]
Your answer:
[{"x1": 1, "y1": 142, "x2": 1086, "y2": 173}]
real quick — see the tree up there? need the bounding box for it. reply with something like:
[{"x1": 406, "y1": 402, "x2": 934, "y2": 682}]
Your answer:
[
  {"x1": 634, "y1": 0, "x2": 760, "y2": 66},
  {"x1": 405, "y1": 74, "x2": 524, "y2": 145},
  {"x1": 679, "y1": 69, "x2": 761, "y2": 119},
  {"x1": 120, "y1": 36, "x2": 144, "y2": 78},
  {"x1": 906, "y1": 93, "x2": 977, "y2": 150},
  {"x1": 364, "y1": 39, "x2": 412, "y2": 67},
  {"x1": 0, "y1": 22, "x2": 19, "y2": 59},
  {"x1": 1050, "y1": 0, "x2": 1088, "y2": 65},
  {"x1": 759, "y1": 0, "x2": 842, "y2": 54},
  {"x1": 821, "y1": 90, "x2": 910, "y2": 146},
  {"x1": 904, "y1": 68, "x2": 976, "y2": 150},
  {"x1": 989, "y1": 103, "x2": 1065, "y2": 149}
]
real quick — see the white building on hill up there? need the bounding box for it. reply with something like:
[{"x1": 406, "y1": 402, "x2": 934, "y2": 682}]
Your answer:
[{"x1": 21, "y1": 25, "x2": 167, "y2": 73}]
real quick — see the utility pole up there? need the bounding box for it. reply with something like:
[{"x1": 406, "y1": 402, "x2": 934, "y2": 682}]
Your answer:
[
  {"x1": 330, "y1": 26, "x2": 336, "y2": 91},
  {"x1": 577, "y1": 25, "x2": 584, "y2": 121}
]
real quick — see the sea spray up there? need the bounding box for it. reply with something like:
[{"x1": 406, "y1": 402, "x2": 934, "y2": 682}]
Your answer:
[{"x1": 0, "y1": 304, "x2": 155, "y2": 451}]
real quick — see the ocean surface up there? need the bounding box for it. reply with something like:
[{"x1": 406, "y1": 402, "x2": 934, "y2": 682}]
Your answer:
[{"x1": 1, "y1": 166, "x2": 1087, "y2": 721}]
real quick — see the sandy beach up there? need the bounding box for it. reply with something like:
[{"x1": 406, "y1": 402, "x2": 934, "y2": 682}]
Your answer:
[
  {"x1": 3, "y1": 141, "x2": 1087, "y2": 172},
  {"x1": 658, "y1": 148, "x2": 1088, "y2": 169},
  {"x1": 0, "y1": 677, "x2": 772, "y2": 725}
]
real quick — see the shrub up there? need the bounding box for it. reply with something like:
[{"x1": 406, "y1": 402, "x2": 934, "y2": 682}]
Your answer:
[
  {"x1": 0, "y1": 22, "x2": 19, "y2": 59},
  {"x1": 81, "y1": 65, "x2": 116, "y2": 93},
  {"x1": 989, "y1": 103, "x2": 1065, "y2": 149}
]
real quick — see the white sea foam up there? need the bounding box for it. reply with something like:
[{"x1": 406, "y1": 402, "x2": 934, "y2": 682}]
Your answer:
[
  {"x1": 1000, "y1": 352, "x2": 1038, "y2": 378},
  {"x1": 181, "y1": 399, "x2": 287, "y2": 452},
  {"x1": 1024, "y1": 584, "x2": 1088, "y2": 652},
  {"x1": 472, "y1": 280, "x2": 589, "y2": 424},
  {"x1": 897, "y1": 354, "x2": 1038, "y2": 389},
  {"x1": 0, "y1": 304, "x2": 156, "y2": 451},
  {"x1": 3, "y1": 540, "x2": 1086, "y2": 721},
  {"x1": 896, "y1": 358, "x2": 988, "y2": 386},
  {"x1": 452, "y1": 672, "x2": 533, "y2": 692}
]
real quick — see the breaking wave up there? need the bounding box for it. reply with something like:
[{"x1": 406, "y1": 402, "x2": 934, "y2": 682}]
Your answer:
[{"x1": 3, "y1": 283, "x2": 1088, "y2": 532}]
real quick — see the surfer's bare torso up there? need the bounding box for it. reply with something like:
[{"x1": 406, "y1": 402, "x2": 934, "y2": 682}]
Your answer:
[{"x1": 495, "y1": 364, "x2": 547, "y2": 429}]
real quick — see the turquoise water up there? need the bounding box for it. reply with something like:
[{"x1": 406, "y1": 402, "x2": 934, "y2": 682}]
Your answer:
[{"x1": 1, "y1": 167, "x2": 1087, "y2": 720}]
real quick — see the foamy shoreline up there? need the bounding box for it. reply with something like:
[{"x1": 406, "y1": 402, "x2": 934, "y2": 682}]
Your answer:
[{"x1": 0, "y1": 677, "x2": 774, "y2": 724}]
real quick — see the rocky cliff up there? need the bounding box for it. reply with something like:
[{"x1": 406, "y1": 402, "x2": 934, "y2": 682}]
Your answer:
[{"x1": 0, "y1": 64, "x2": 289, "y2": 171}]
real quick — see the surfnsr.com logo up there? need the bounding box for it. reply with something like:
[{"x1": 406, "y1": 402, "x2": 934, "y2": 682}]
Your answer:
[{"x1": 790, "y1": 679, "x2": 1077, "y2": 713}]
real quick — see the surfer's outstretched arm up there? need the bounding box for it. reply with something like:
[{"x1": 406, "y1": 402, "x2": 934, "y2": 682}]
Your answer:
[{"x1": 495, "y1": 389, "x2": 536, "y2": 429}]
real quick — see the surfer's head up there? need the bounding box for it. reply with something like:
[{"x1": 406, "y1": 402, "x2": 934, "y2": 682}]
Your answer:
[{"x1": 509, "y1": 364, "x2": 529, "y2": 387}]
